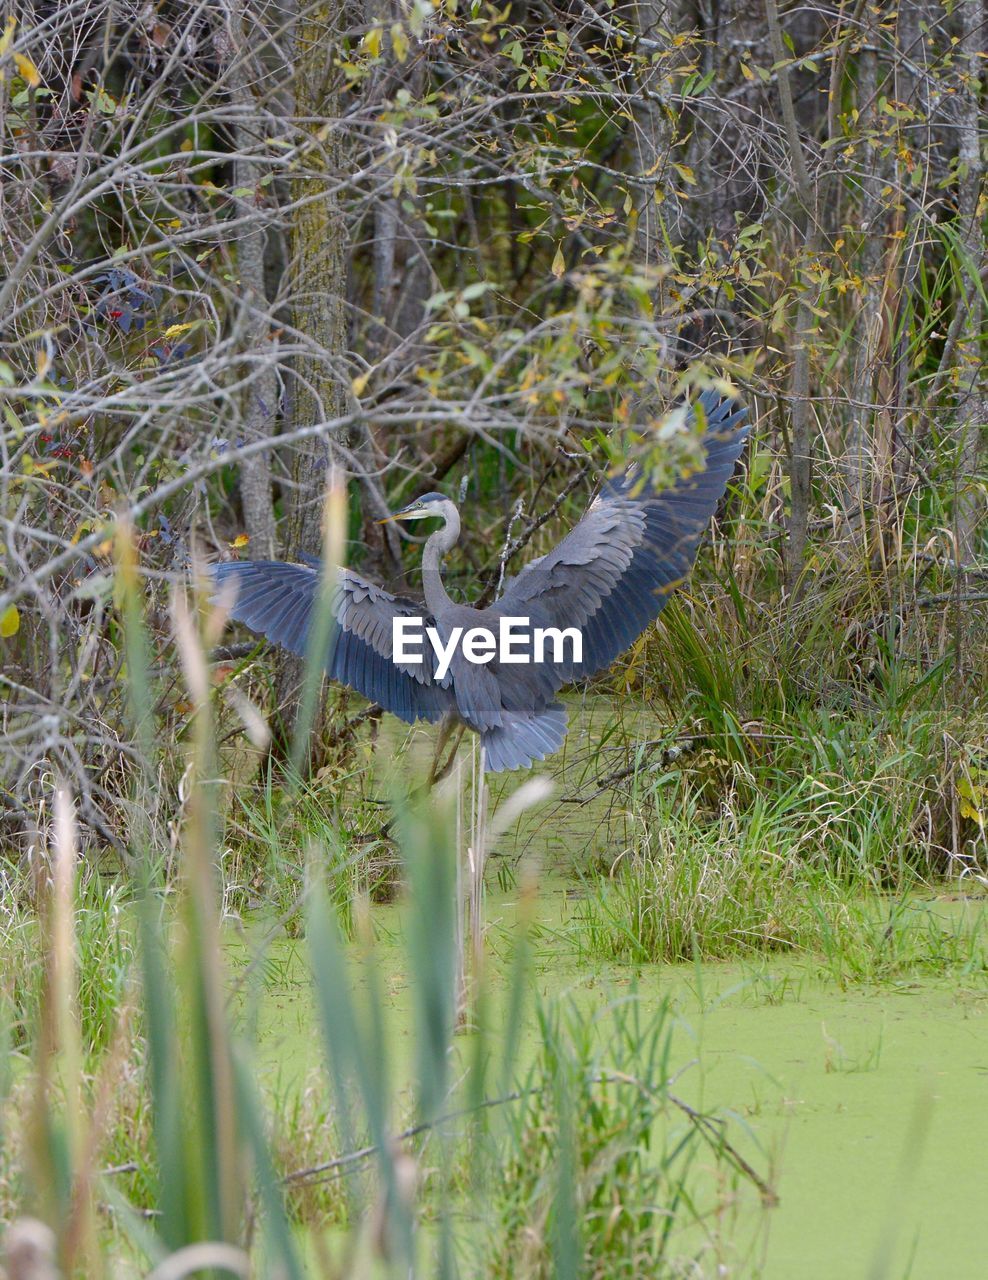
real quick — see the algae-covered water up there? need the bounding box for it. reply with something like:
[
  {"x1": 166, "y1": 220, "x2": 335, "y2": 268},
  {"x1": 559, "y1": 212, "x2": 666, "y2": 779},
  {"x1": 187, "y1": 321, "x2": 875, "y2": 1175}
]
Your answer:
[
  {"x1": 245, "y1": 882, "x2": 988, "y2": 1280},
  {"x1": 235, "y1": 696, "x2": 988, "y2": 1277}
]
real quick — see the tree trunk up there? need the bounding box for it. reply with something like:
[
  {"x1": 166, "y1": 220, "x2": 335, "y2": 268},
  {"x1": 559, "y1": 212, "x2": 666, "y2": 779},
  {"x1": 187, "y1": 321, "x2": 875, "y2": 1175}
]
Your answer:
[
  {"x1": 272, "y1": 3, "x2": 351, "y2": 762},
  {"x1": 765, "y1": 0, "x2": 819, "y2": 595},
  {"x1": 888, "y1": 0, "x2": 940, "y2": 488},
  {"x1": 224, "y1": 2, "x2": 278, "y2": 559},
  {"x1": 953, "y1": 0, "x2": 986, "y2": 563},
  {"x1": 842, "y1": 18, "x2": 884, "y2": 523},
  {"x1": 629, "y1": 0, "x2": 686, "y2": 301},
  {"x1": 358, "y1": 0, "x2": 436, "y2": 584}
]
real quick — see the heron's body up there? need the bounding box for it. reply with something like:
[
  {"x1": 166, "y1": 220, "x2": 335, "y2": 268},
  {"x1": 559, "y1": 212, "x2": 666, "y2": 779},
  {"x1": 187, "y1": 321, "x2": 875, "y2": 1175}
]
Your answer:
[{"x1": 213, "y1": 391, "x2": 748, "y2": 772}]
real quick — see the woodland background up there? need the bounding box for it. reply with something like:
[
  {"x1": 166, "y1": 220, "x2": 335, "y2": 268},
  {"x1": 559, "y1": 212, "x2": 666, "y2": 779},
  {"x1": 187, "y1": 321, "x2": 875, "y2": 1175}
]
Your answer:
[
  {"x1": 0, "y1": 2, "x2": 985, "y2": 1276},
  {"x1": 1, "y1": 0, "x2": 986, "y2": 833}
]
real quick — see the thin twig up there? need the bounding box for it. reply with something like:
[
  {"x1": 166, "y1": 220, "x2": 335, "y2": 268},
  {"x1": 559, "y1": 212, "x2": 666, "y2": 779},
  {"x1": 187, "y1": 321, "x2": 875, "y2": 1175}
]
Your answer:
[
  {"x1": 283, "y1": 1088, "x2": 532, "y2": 1185},
  {"x1": 282, "y1": 1071, "x2": 777, "y2": 1208},
  {"x1": 477, "y1": 458, "x2": 594, "y2": 605}
]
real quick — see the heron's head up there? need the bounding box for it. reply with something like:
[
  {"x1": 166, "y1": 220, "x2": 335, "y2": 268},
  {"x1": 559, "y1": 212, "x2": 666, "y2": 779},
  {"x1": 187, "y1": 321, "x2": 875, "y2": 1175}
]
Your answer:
[{"x1": 377, "y1": 492, "x2": 449, "y2": 524}]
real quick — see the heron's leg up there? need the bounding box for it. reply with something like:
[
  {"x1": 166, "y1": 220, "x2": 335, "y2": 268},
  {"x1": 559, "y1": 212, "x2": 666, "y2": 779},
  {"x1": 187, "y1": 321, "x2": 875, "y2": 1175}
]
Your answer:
[
  {"x1": 425, "y1": 715, "x2": 465, "y2": 789},
  {"x1": 421, "y1": 713, "x2": 454, "y2": 789},
  {"x1": 383, "y1": 718, "x2": 463, "y2": 833},
  {"x1": 392, "y1": 716, "x2": 456, "y2": 814},
  {"x1": 428, "y1": 723, "x2": 466, "y2": 789},
  {"x1": 424, "y1": 713, "x2": 455, "y2": 781}
]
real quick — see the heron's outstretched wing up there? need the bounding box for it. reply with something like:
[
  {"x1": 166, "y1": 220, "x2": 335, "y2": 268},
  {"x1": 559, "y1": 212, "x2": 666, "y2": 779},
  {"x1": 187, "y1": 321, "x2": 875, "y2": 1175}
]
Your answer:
[
  {"x1": 211, "y1": 561, "x2": 452, "y2": 725},
  {"x1": 498, "y1": 391, "x2": 748, "y2": 681}
]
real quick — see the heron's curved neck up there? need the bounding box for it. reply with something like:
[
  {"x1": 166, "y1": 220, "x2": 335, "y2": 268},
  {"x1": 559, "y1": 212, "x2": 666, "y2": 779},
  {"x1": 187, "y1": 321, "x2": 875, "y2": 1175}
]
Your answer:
[{"x1": 422, "y1": 501, "x2": 460, "y2": 617}]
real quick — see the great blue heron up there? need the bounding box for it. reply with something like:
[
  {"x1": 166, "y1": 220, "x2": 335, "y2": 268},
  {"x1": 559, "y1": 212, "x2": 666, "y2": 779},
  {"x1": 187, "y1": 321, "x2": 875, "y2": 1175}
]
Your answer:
[{"x1": 213, "y1": 391, "x2": 748, "y2": 772}]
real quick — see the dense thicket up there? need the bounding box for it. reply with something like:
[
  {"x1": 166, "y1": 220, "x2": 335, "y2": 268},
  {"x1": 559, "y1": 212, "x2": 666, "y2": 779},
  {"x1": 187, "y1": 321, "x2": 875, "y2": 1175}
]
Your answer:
[{"x1": 0, "y1": 0, "x2": 984, "y2": 851}]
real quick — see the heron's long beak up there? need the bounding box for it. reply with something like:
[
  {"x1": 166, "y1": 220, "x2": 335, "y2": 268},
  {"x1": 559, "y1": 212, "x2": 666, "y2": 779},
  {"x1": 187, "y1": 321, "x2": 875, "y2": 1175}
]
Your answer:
[{"x1": 376, "y1": 505, "x2": 430, "y2": 524}]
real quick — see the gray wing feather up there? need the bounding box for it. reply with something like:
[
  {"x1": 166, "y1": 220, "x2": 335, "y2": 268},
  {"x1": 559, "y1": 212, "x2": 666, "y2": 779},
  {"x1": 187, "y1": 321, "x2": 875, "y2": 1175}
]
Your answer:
[
  {"x1": 212, "y1": 560, "x2": 451, "y2": 725},
  {"x1": 498, "y1": 391, "x2": 749, "y2": 682}
]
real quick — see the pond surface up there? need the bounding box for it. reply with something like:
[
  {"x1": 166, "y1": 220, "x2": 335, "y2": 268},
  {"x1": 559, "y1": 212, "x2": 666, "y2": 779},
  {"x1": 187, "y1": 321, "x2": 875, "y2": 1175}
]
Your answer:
[
  {"x1": 243, "y1": 879, "x2": 988, "y2": 1280},
  {"x1": 231, "y1": 693, "x2": 988, "y2": 1277}
]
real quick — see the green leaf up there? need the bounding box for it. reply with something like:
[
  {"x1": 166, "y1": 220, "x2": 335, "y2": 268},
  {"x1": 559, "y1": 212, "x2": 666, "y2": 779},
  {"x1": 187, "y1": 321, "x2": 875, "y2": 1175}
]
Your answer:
[{"x1": 0, "y1": 605, "x2": 19, "y2": 638}]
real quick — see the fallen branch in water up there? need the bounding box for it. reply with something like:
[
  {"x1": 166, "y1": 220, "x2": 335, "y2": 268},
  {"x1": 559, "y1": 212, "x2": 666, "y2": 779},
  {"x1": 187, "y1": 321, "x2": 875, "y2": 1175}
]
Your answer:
[
  {"x1": 561, "y1": 727, "x2": 808, "y2": 804},
  {"x1": 281, "y1": 1071, "x2": 779, "y2": 1208}
]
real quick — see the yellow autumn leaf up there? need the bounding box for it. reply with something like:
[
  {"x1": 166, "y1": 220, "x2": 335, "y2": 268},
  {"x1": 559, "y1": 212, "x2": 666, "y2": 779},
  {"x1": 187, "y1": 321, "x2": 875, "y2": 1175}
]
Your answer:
[
  {"x1": 958, "y1": 773, "x2": 987, "y2": 828},
  {"x1": 0, "y1": 17, "x2": 16, "y2": 59},
  {"x1": 0, "y1": 604, "x2": 20, "y2": 638},
  {"x1": 551, "y1": 244, "x2": 566, "y2": 278},
  {"x1": 229, "y1": 533, "x2": 249, "y2": 549},
  {"x1": 14, "y1": 52, "x2": 40, "y2": 87},
  {"x1": 162, "y1": 322, "x2": 194, "y2": 338},
  {"x1": 351, "y1": 371, "x2": 370, "y2": 396},
  {"x1": 362, "y1": 26, "x2": 382, "y2": 58}
]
